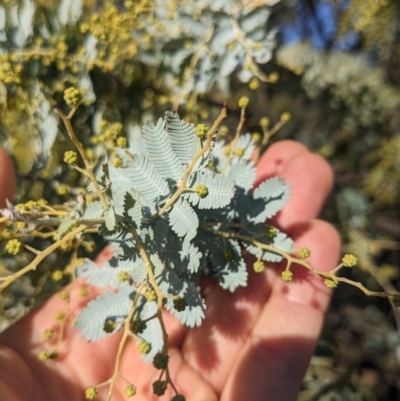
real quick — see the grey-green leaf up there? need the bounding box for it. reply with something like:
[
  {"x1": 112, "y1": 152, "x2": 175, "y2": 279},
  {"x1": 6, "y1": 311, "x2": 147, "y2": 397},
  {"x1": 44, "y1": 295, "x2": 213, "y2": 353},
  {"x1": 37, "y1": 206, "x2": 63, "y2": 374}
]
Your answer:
[
  {"x1": 165, "y1": 111, "x2": 197, "y2": 165},
  {"x1": 122, "y1": 153, "x2": 170, "y2": 205},
  {"x1": 186, "y1": 170, "x2": 235, "y2": 209},
  {"x1": 142, "y1": 118, "x2": 184, "y2": 181},
  {"x1": 168, "y1": 198, "x2": 199, "y2": 241},
  {"x1": 76, "y1": 287, "x2": 134, "y2": 342}
]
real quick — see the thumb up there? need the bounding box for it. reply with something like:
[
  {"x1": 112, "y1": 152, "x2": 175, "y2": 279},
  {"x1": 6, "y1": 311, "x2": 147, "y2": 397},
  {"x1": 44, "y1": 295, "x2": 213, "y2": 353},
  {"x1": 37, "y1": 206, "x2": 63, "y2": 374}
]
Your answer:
[{"x1": 0, "y1": 148, "x2": 16, "y2": 208}]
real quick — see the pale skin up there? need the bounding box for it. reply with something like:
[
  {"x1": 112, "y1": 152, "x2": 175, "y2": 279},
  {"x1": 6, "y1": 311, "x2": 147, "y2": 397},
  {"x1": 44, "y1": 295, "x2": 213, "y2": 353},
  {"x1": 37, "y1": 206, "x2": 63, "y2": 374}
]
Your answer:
[{"x1": 0, "y1": 141, "x2": 341, "y2": 401}]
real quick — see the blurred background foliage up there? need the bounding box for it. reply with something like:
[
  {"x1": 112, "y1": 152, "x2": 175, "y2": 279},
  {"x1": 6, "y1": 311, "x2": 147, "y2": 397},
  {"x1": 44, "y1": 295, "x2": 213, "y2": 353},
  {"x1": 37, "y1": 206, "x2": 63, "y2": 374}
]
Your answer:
[{"x1": 0, "y1": 0, "x2": 399, "y2": 399}]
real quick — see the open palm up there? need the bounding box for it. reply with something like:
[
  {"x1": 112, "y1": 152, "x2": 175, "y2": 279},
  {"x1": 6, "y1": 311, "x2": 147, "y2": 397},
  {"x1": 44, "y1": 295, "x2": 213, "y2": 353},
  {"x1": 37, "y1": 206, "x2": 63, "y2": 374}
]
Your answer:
[{"x1": 0, "y1": 141, "x2": 340, "y2": 401}]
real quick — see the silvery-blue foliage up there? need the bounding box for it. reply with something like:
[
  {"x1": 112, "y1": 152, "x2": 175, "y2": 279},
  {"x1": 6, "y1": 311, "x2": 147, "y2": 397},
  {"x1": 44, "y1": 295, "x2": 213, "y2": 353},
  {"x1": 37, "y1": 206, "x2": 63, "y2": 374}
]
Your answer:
[{"x1": 76, "y1": 110, "x2": 293, "y2": 364}]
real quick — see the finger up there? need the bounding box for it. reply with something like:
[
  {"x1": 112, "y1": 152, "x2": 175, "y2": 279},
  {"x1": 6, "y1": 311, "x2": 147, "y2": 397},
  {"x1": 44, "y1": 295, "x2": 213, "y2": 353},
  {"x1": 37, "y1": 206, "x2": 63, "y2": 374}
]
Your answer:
[
  {"x1": 275, "y1": 152, "x2": 334, "y2": 232},
  {"x1": 255, "y1": 140, "x2": 334, "y2": 230},
  {"x1": 0, "y1": 148, "x2": 16, "y2": 208},
  {"x1": 182, "y1": 146, "x2": 335, "y2": 393},
  {"x1": 255, "y1": 140, "x2": 309, "y2": 185},
  {"x1": 221, "y1": 220, "x2": 341, "y2": 401}
]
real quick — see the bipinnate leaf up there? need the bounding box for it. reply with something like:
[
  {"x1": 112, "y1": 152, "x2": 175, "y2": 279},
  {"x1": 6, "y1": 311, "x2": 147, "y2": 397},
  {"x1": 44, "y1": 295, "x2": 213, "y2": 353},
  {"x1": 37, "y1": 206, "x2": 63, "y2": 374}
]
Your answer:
[
  {"x1": 104, "y1": 206, "x2": 117, "y2": 231},
  {"x1": 57, "y1": 219, "x2": 78, "y2": 239},
  {"x1": 245, "y1": 228, "x2": 294, "y2": 263},
  {"x1": 76, "y1": 287, "x2": 135, "y2": 342},
  {"x1": 227, "y1": 160, "x2": 256, "y2": 192},
  {"x1": 251, "y1": 177, "x2": 291, "y2": 222},
  {"x1": 82, "y1": 201, "x2": 103, "y2": 220},
  {"x1": 142, "y1": 118, "x2": 184, "y2": 181},
  {"x1": 211, "y1": 238, "x2": 248, "y2": 292},
  {"x1": 77, "y1": 257, "x2": 144, "y2": 288},
  {"x1": 168, "y1": 198, "x2": 199, "y2": 241},
  {"x1": 136, "y1": 299, "x2": 164, "y2": 363},
  {"x1": 122, "y1": 153, "x2": 170, "y2": 205},
  {"x1": 158, "y1": 269, "x2": 206, "y2": 328},
  {"x1": 165, "y1": 111, "x2": 197, "y2": 165},
  {"x1": 123, "y1": 189, "x2": 142, "y2": 229},
  {"x1": 186, "y1": 170, "x2": 235, "y2": 209}
]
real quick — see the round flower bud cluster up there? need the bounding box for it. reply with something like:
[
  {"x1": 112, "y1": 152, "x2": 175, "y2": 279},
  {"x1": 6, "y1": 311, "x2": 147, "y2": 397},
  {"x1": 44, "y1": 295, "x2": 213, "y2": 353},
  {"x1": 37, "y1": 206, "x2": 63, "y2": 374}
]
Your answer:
[
  {"x1": 152, "y1": 380, "x2": 168, "y2": 396},
  {"x1": 234, "y1": 147, "x2": 245, "y2": 157},
  {"x1": 118, "y1": 271, "x2": 130, "y2": 282},
  {"x1": 103, "y1": 319, "x2": 116, "y2": 333},
  {"x1": 281, "y1": 270, "x2": 293, "y2": 282},
  {"x1": 138, "y1": 341, "x2": 151, "y2": 354},
  {"x1": 259, "y1": 117, "x2": 270, "y2": 127},
  {"x1": 251, "y1": 132, "x2": 262, "y2": 143},
  {"x1": 5, "y1": 239, "x2": 23, "y2": 255},
  {"x1": 59, "y1": 290, "x2": 69, "y2": 300},
  {"x1": 85, "y1": 386, "x2": 99, "y2": 400},
  {"x1": 38, "y1": 351, "x2": 48, "y2": 361},
  {"x1": 249, "y1": 77, "x2": 260, "y2": 90},
  {"x1": 116, "y1": 137, "x2": 127, "y2": 148},
  {"x1": 80, "y1": 287, "x2": 88, "y2": 296},
  {"x1": 63, "y1": 87, "x2": 82, "y2": 107},
  {"x1": 125, "y1": 384, "x2": 137, "y2": 397},
  {"x1": 195, "y1": 184, "x2": 208, "y2": 198},
  {"x1": 324, "y1": 278, "x2": 338, "y2": 289},
  {"x1": 64, "y1": 150, "x2": 78, "y2": 165},
  {"x1": 268, "y1": 72, "x2": 279, "y2": 83},
  {"x1": 253, "y1": 260, "x2": 265, "y2": 273},
  {"x1": 341, "y1": 254, "x2": 357, "y2": 267},
  {"x1": 56, "y1": 184, "x2": 71, "y2": 196},
  {"x1": 145, "y1": 290, "x2": 157, "y2": 302},
  {"x1": 55, "y1": 311, "x2": 65, "y2": 321},
  {"x1": 219, "y1": 125, "x2": 229, "y2": 136},
  {"x1": 132, "y1": 318, "x2": 147, "y2": 334},
  {"x1": 44, "y1": 329, "x2": 54, "y2": 339},
  {"x1": 173, "y1": 296, "x2": 187, "y2": 312},
  {"x1": 280, "y1": 112, "x2": 291, "y2": 122},
  {"x1": 298, "y1": 248, "x2": 311, "y2": 259},
  {"x1": 51, "y1": 270, "x2": 63, "y2": 281},
  {"x1": 265, "y1": 226, "x2": 277, "y2": 238},
  {"x1": 238, "y1": 96, "x2": 249, "y2": 108},
  {"x1": 153, "y1": 352, "x2": 169, "y2": 370},
  {"x1": 195, "y1": 124, "x2": 208, "y2": 140},
  {"x1": 171, "y1": 395, "x2": 186, "y2": 401},
  {"x1": 112, "y1": 156, "x2": 124, "y2": 168}
]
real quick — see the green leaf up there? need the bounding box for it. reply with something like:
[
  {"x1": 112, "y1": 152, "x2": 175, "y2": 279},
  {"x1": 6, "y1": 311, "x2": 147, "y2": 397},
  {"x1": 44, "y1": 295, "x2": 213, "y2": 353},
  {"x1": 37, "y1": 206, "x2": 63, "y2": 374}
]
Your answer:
[{"x1": 142, "y1": 118, "x2": 184, "y2": 181}]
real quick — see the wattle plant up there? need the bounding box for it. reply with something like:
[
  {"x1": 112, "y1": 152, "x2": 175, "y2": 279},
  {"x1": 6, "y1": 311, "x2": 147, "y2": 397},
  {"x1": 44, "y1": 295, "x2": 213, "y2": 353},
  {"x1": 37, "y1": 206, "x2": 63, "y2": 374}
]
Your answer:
[{"x1": 0, "y1": 89, "x2": 398, "y2": 400}]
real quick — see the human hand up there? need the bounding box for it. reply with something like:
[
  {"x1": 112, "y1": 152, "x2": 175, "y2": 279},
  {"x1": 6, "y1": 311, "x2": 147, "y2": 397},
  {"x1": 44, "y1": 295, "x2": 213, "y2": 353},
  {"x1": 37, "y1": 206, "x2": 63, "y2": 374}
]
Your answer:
[{"x1": 0, "y1": 140, "x2": 340, "y2": 401}]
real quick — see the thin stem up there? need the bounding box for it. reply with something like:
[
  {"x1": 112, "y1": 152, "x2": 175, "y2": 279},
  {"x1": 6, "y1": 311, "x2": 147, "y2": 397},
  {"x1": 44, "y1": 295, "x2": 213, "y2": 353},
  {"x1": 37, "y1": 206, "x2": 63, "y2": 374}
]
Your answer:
[
  {"x1": 229, "y1": 17, "x2": 270, "y2": 82},
  {"x1": 0, "y1": 224, "x2": 88, "y2": 290},
  {"x1": 203, "y1": 227, "x2": 390, "y2": 299},
  {"x1": 221, "y1": 106, "x2": 245, "y2": 175},
  {"x1": 157, "y1": 105, "x2": 227, "y2": 217},
  {"x1": 54, "y1": 108, "x2": 109, "y2": 210}
]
